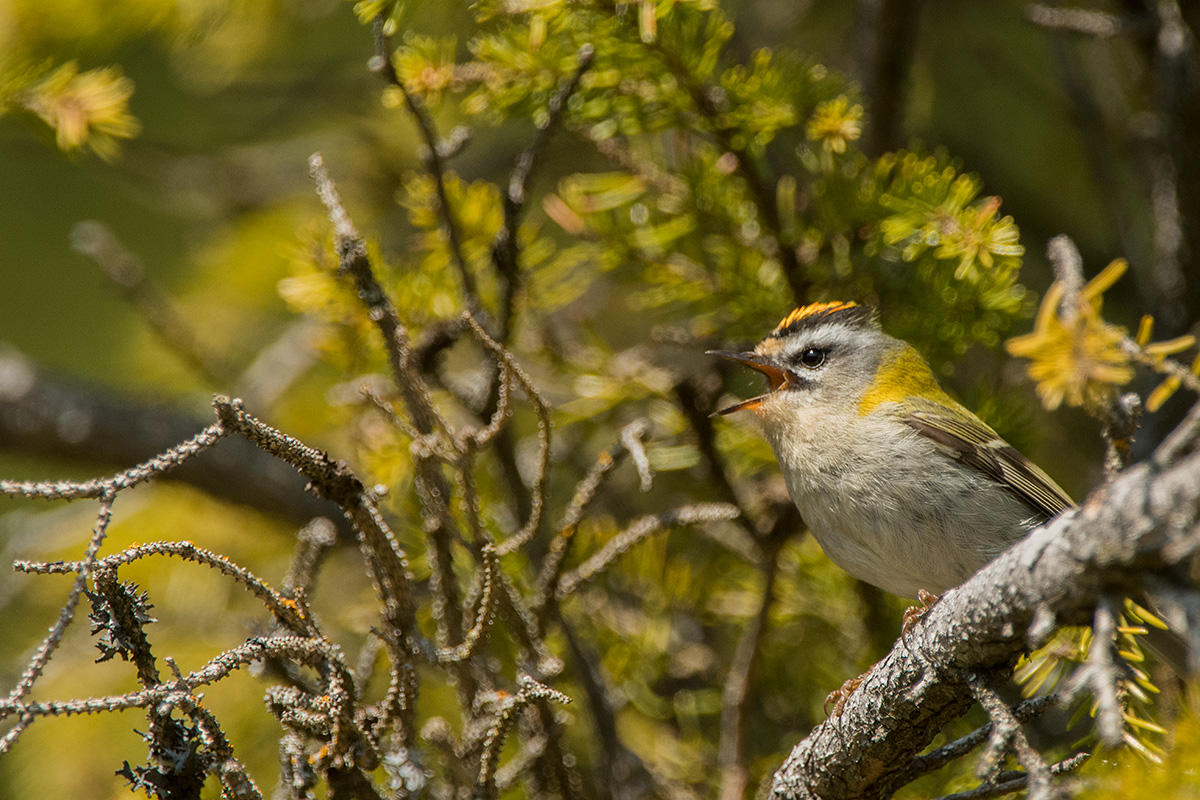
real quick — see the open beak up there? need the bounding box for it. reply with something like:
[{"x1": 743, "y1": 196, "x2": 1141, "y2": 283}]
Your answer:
[{"x1": 707, "y1": 350, "x2": 791, "y2": 416}]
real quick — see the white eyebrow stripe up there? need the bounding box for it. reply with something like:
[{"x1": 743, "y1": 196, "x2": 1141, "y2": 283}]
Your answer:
[{"x1": 771, "y1": 323, "x2": 877, "y2": 356}]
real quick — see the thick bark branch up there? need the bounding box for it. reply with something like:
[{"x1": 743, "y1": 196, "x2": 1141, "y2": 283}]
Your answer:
[
  {"x1": 0, "y1": 349, "x2": 343, "y2": 529},
  {"x1": 771, "y1": 418, "x2": 1200, "y2": 800}
]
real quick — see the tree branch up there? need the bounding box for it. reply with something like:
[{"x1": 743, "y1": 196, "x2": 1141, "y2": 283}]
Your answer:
[
  {"x1": 770, "y1": 411, "x2": 1200, "y2": 799},
  {"x1": 0, "y1": 348, "x2": 345, "y2": 527}
]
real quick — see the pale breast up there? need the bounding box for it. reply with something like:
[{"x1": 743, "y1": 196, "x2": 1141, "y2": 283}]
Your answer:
[{"x1": 773, "y1": 415, "x2": 1039, "y2": 598}]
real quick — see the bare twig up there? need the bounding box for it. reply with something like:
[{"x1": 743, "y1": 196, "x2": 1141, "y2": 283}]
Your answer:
[
  {"x1": 168, "y1": 691, "x2": 264, "y2": 800},
  {"x1": 674, "y1": 376, "x2": 770, "y2": 545},
  {"x1": 967, "y1": 674, "x2": 1058, "y2": 799},
  {"x1": 308, "y1": 153, "x2": 451, "y2": 438},
  {"x1": 436, "y1": 545, "x2": 500, "y2": 664},
  {"x1": 0, "y1": 493, "x2": 114, "y2": 752},
  {"x1": 1025, "y1": 5, "x2": 1123, "y2": 38},
  {"x1": 719, "y1": 545, "x2": 781, "y2": 800},
  {"x1": 18, "y1": 539, "x2": 313, "y2": 636},
  {"x1": 533, "y1": 419, "x2": 651, "y2": 631},
  {"x1": 557, "y1": 503, "x2": 741, "y2": 597},
  {"x1": 493, "y1": 44, "x2": 595, "y2": 338},
  {"x1": 465, "y1": 313, "x2": 552, "y2": 555},
  {"x1": 234, "y1": 318, "x2": 322, "y2": 410},
  {"x1": 1152, "y1": 398, "x2": 1200, "y2": 466},
  {"x1": 930, "y1": 752, "x2": 1089, "y2": 800},
  {"x1": 1046, "y1": 235, "x2": 1086, "y2": 323},
  {"x1": 620, "y1": 420, "x2": 654, "y2": 492},
  {"x1": 283, "y1": 517, "x2": 339, "y2": 598},
  {"x1": 369, "y1": 15, "x2": 479, "y2": 315},
  {"x1": 897, "y1": 695, "x2": 1059, "y2": 784},
  {"x1": 2, "y1": 635, "x2": 353, "y2": 747},
  {"x1": 1061, "y1": 596, "x2": 1126, "y2": 747},
  {"x1": 1100, "y1": 392, "x2": 1142, "y2": 476},
  {"x1": 310, "y1": 155, "x2": 475, "y2": 651},
  {"x1": 70, "y1": 221, "x2": 233, "y2": 387},
  {"x1": 0, "y1": 423, "x2": 227, "y2": 500},
  {"x1": 0, "y1": 354, "x2": 341, "y2": 526},
  {"x1": 212, "y1": 396, "x2": 419, "y2": 645},
  {"x1": 1122, "y1": 337, "x2": 1200, "y2": 397},
  {"x1": 476, "y1": 676, "x2": 571, "y2": 800}
]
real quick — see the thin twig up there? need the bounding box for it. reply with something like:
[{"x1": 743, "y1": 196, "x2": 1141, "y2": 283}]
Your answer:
[
  {"x1": 70, "y1": 221, "x2": 233, "y2": 387},
  {"x1": 967, "y1": 674, "x2": 1058, "y2": 799},
  {"x1": 718, "y1": 545, "x2": 781, "y2": 800},
  {"x1": 1099, "y1": 392, "x2": 1142, "y2": 476},
  {"x1": 0, "y1": 493, "x2": 115, "y2": 752},
  {"x1": 1062, "y1": 595, "x2": 1126, "y2": 747},
  {"x1": 308, "y1": 152, "x2": 452, "y2": 438},
  {"x1": 283, "y1": 517, "x2": 339, "y2": 598},
  {"x1": 309, "y1": 157, "x2": 472, "y2": 674},
  {"x1": 464, "y1": 313, "x2": 552, "y2": 555},
  {"x1": 436, "y1": 546, "x2": 500, "y2": 664},
  {"x1": 1152, "y1": 397, "x2": 1200, "y2": 466},
  {"x1": 533, "y1": 419, "x2": 651, "y2": 632},
  {"x1": 1025, "y1": 5, "x2": 1123, "y2": 37},
  {"x1": 557, "y1": 503, "x2": 740, "y2": 597},
  {"x1": 19, "y1": 539, "x2": 313, "y2": 636},
  {"x1": 0, "y1": 635, "x2": 353, "y2": 726},
  {"x1": 212, "y1": 396, "x2": 419, "y2": 645},
  {"x1": 177, "y1": 696, "x2": 264, "y2": 800},
  {"x1": 476, "y1": 676, "x2": 571, "y2": 800},
  {"x1": 1122, "y1": 337, "x2": 1200, "y2": 396},
  {"x1": 493, "y1": 44, "x2": 595, "y2": 338},
  {"x1": 0, "y1": 423, "x2": 227, "y2": 499},
  {"x1": 1046, "y1": 235, "x2": 1085, "y2": 323},
  {"x1": 234, "y1": 318, "x2": 322, "y2": 410},
  {"x1": 892, "y1": 695, "x2": 1059, "y2": 786},
  {"x1": 931, "y1": 752, "x2": 1089, "y2": 800},
  {"x1": 370, "y1": 15, "x2": 479, "y2": 314},
  {"x1": 673, "y1": 377, "x2": 768, "y2": 542}
]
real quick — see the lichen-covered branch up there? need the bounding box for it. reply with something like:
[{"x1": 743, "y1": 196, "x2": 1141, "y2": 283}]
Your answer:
[{"x1": 770, "y1": 411, "x2": 1200, "y2": 799}]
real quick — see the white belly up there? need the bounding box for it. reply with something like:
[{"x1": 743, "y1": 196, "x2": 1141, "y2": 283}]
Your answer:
[{"x1": 775, "y1": 426, "x2": 1038, "y2": 598}]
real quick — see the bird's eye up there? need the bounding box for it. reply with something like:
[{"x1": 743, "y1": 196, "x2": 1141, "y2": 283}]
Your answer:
[{"x1": 798, "y1": 347, "x2": 826, "y2": 369}]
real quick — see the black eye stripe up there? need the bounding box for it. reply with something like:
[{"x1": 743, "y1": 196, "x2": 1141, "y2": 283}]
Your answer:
[{"x1": 798, "y1": 347, "x2": 826, "y2": 368}]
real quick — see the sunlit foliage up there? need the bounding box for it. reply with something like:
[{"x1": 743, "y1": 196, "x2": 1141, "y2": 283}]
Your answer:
[{"x1": 2, "y1": 1, "x2": 1199, "y2": 799}]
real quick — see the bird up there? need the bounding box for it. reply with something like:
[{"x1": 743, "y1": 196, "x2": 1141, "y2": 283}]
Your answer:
[{"x1": 709, "y1": 301, "x2": 1074, "y2": 602}]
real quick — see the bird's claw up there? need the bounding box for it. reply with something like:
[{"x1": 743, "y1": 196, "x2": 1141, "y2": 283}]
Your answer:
[
  {"x1": 901, "y1": 588, "x2": 940, "y2": 635},
  {"x1": 823, "y1": 674, "x2": 866, "y2": 717}
]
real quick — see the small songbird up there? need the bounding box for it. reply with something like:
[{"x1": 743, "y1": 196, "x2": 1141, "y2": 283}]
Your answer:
[{"x1": 710, "y1": 301, "x2": 1074, "y2": 600}]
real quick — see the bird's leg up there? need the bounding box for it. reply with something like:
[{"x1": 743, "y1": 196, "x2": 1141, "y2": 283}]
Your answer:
[
  {"x1": 901, "y1": 588, "x2": 940, "y2": 635},
  {"x1": 826, "y1": 591, "x2": 941, "y2": 716},
  {"x1": 823, "y1": 674, "x2": 866, "y2": 717}
]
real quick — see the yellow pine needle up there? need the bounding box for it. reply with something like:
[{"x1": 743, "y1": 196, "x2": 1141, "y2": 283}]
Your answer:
[{"x1": 1123, "y1": 713, "x2": 1168, "y2": 735}]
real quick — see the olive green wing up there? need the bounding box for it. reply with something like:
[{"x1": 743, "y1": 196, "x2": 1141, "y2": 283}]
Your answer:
[{"x1": 901, "y1": 401, "x2": 1075, "y2": 520}]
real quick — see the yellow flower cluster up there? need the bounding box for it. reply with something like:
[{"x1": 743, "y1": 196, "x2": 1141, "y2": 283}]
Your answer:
[
  {"x1": 25, "y1": 62, "x2": 141, "y2": 161},
  {"x1": 1007, "y1": 259, "x2": 1196, "y2": 412},
  {"x1": 805, "y1": 96, "x2": 861, "y2": 154},
  {"x1": 1006, "y1": 259, "x2": 1132, "y2": 411},
  {"x1": 1135, "y1": 316, "x2": 1200, "y2": 412}
]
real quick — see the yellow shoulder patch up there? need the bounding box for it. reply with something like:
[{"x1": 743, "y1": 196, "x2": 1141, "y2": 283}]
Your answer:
[
  {"x1": 773, "y1": 301, "x2": 860, "y2": 333},
  {"x1": 857, "y1": 345, "x2": 958, "y2": 417}
]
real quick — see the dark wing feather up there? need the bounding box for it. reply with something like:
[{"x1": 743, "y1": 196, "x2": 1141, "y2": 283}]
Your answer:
[{"x1": 902, "y1": 403, "x2": 1075, "y2": 520}]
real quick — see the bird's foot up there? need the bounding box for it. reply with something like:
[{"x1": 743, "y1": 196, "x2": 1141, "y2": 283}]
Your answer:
[
  {"x1": 901, "y1": 589, "x2": 940, "y2": 635},
  {"x1": 823, "y1": 674, "x2": 866, "y2": 718}
]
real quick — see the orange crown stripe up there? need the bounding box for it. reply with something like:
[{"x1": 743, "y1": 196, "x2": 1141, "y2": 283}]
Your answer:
[{"x1": 773, "y1": 301, "x2": 860, "y2": 333}]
